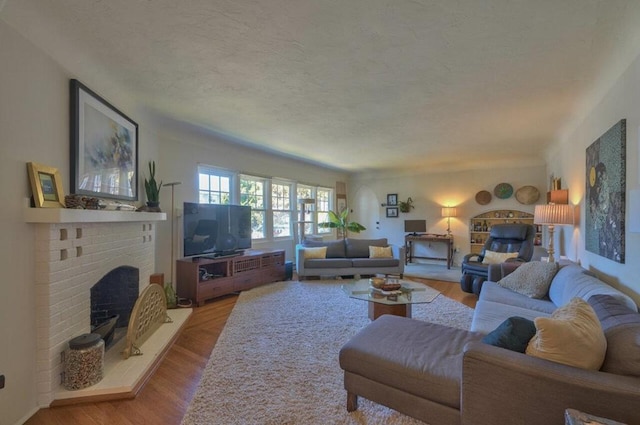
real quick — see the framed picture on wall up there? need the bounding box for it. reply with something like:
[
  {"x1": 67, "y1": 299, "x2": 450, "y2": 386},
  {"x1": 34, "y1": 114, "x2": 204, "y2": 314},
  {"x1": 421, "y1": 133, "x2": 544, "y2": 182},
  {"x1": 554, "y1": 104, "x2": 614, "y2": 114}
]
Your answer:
[
  {"x1": 70, "y1": 79, "x2": 139, "y2": 201},
  {"x1": 387, "y1": 193, "x2": 398, "y2": 206},
  {"x1": 386, "y1": 207, "x2": 399, "y2": 218}
]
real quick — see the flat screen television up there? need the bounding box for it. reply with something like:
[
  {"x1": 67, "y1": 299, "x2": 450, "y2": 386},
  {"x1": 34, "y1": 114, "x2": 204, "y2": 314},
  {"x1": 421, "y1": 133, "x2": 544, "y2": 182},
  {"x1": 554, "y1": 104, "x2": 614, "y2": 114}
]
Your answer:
[
  {"x1": 183, "y1": 202, "x2": 252, "y2": 258},
  {"x1": 404, "y1": 219, "x2": 426, "y2": 235}
]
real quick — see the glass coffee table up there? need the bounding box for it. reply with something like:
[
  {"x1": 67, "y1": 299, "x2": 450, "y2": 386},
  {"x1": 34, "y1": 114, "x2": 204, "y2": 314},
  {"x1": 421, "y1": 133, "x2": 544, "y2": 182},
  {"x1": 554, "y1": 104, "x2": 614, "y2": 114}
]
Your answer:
[{"x1": 342, "y1": 278, "x2": 440, "y2": 320}]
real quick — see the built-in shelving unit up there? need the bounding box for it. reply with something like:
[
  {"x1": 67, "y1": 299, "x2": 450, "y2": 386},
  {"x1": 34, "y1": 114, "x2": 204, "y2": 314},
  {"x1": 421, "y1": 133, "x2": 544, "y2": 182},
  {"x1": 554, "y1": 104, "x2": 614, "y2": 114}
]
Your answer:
[{"x1": 469, "y1": 210, "x2": 542, "y2": 254}]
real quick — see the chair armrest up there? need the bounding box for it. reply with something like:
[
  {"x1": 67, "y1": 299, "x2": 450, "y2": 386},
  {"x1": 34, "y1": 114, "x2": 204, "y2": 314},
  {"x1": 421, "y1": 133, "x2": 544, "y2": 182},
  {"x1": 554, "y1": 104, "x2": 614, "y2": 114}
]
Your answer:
[
  {"x1": 390, "y1": 244, "x2": 406, "y2": 264},
  {"x1": 295, "y1": 244, "x2": 306, "y2": 275},
  {"x1": 461, "y1": 342, "x2": 640, "y2": 425},
  {"x1": 463, "y1": 253, "x2": 481, "y2": 263}
]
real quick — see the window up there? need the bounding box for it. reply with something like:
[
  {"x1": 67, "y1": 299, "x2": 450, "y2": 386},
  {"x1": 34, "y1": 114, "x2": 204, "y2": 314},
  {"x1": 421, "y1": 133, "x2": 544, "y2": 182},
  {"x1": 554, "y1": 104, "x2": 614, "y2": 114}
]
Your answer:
[
  {"x1": 196, "y1": 165, "x2": 332, "y2": 241},
  {"x1": 272, "y1": 182, "x2": 292, "y2": 237},
  {"x1": 198, "y1": 165, "x2": 232, "y2": 204},
  {"x1": 316, "y1": 188, "x2": 332, "y2": 234},
  {"x1": 297, "y1": 185, "x2": 315, "y2": 236},
  {"x1": 240, "y1": 175, "x2": 266, "y2": 240}
]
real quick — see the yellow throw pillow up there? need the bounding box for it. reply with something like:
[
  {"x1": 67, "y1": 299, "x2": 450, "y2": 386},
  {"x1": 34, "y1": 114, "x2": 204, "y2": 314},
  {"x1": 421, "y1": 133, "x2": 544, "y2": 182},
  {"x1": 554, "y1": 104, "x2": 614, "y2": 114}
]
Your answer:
[
  {"x1": 369, "y1": 245, "x2": 392, "y2": 258},
  {"x1": 526, "y1": 297, "x2": 607, "y2": 370},
  {"x1": 303, "y1": 246, "x2": 327, "y2": 259},
  {"x1": 481, "y1": 250, "x2": 519, "y2": 264}
]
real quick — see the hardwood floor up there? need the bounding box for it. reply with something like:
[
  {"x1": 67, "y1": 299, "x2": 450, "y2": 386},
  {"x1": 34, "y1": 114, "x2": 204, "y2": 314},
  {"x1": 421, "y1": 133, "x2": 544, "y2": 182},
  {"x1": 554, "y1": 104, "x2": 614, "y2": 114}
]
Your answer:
[{"x1": 25, "y1": 278, "x2": 475, "y2": 425}]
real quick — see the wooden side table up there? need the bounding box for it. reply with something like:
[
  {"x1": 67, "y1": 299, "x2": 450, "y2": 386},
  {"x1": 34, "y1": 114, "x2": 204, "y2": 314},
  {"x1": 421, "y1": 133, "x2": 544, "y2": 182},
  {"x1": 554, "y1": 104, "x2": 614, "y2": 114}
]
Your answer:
[{"x1": 404, "y1": 234, "x2": 454, "y2": 269}]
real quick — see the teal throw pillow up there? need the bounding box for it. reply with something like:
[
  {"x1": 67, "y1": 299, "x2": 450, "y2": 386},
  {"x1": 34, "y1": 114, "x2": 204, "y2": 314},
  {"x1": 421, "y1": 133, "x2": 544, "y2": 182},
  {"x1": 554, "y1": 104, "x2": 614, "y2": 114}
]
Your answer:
[{"x1": 482, "y1": 316, "x2": 537, "y2": 353}]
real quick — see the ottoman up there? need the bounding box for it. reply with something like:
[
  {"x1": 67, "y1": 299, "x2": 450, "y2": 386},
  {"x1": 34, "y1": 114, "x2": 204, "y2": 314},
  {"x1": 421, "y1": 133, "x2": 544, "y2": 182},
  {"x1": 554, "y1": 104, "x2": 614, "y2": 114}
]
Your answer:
[{"x1": 339, "y1": 314, "x2": 483, "y2": 425}]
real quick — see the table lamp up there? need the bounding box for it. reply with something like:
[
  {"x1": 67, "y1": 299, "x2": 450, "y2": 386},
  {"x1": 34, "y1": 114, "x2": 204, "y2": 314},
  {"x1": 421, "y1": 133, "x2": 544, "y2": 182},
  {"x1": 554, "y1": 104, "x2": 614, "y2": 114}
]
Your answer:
[
  {"x1": 534, "y1": 203, "x2": 573, "y2": 262},
  {"x1": 441, "y1": 207, "x2": 457, "y2": 236}
]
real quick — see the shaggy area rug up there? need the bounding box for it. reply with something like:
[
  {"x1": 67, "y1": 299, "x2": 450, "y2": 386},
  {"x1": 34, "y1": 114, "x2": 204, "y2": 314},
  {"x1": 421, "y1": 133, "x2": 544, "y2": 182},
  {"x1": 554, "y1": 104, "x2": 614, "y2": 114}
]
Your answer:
[{"x1": 181, "y1": 280, "x2": 473, "y2": 425}]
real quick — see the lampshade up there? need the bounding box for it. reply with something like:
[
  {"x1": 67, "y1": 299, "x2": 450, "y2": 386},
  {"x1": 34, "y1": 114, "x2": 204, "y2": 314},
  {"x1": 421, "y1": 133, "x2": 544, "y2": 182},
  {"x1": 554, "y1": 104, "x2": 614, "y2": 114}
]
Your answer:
[
  {"x1": 299, "y1": 198, "x2": 315, "y2": 204},
  {"x1": 534, "y1": 204, "x2": 573, "y2": 225},
  {"x1": 441, "y1": 207, "x2": 457, "y2": 218}
]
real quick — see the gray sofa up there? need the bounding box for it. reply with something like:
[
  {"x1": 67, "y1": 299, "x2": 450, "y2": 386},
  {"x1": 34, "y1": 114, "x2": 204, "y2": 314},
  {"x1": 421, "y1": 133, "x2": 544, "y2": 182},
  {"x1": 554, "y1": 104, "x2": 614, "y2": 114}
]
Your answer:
[
  {"x1": 339, "y1": 261, "x2": 640, "y2": 425},
  {"x1": 295, "y1": 238, "x2": 405, "y2": 279}
]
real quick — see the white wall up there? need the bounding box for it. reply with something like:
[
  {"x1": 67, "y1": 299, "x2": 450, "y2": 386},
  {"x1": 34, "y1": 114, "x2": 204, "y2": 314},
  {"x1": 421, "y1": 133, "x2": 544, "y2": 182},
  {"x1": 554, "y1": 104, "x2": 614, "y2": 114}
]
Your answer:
[
  {"x1": 547, "y1": 50, "x2": 640, "y2": 305},
  {"x1": 0, "y1": 21, "x2": 65, "y2": 425},
  {"x1": 349, "y1": 166, "x2": 547, "y2": 266},
  {"x1": 0, "y1": 21, "x2": 155, "y2": 424}
]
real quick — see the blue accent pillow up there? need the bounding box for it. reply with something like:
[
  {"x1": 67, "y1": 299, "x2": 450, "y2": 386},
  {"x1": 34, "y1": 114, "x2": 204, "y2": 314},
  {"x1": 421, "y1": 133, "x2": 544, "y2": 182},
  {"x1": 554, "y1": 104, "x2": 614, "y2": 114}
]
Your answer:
[{"x1": 482, "y1": 316, "x2": 537, "y2": 353}]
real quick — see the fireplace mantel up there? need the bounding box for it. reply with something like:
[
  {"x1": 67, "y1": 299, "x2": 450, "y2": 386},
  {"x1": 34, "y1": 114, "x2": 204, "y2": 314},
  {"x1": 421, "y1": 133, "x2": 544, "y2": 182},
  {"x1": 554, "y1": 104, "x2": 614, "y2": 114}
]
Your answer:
[
  {"x1": 29, "y1": 208, "x2": 170, "y2": 406},
  {"x1": 24, "y1": 207, "x2": 166, "y2": 223}
]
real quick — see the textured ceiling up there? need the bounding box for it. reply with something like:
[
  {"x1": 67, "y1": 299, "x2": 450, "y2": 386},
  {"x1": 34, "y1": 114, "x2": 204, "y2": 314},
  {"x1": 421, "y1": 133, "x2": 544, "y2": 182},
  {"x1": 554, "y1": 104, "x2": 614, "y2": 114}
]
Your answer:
[{"x1": 3, "y1": 0, "x2": 640, "y2": 172}]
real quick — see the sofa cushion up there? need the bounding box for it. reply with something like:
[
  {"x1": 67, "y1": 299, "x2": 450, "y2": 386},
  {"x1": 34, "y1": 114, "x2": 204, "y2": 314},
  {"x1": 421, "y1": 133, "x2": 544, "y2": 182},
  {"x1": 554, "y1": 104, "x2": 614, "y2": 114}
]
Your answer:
[
  {"x1": 345, "y1": 238, "x2": 387, "y2": 258},
  {"x1": 481, "y1": 316, "x2": 537, "y2": 353},
  {"x1": 303, "y1": 246, "x2": 327, "y2": 259},
  {"x1": 479, "y1": 282, "x2": 556, "y2": 315},
  {"x1": 548, "y1": 264, "x2": 638, "y2": 311},
  {"x1": 588, "y1": 294, "x2": 640, "y2": 377},
  {"x1": 340, "y1": 315, "x2": 484, "y2": 409},
  {"x1": 526, "y1": 297, "x2": 607, "y2": 370},
  {"x1": 302, "y1": 239, "x2": 346, "y2": 258},
  {"x1": 351, "y1": 258, "x2": 399, "y2": 268},
  {"x1": 497, "y1": 261, "x2": 559, "y2": 299},
  {"x1": 471, "y1": 299, "x2": 551, "y2": 334},
  {"x1": 304, "y1": 258, "x2": 353, "y2": 269},
  {"x1": 369, "y1": 245, "x2": 392, "y2": 258},
  {"x1": 481, "y1": 250, "x2": 518, "y2": 264}
]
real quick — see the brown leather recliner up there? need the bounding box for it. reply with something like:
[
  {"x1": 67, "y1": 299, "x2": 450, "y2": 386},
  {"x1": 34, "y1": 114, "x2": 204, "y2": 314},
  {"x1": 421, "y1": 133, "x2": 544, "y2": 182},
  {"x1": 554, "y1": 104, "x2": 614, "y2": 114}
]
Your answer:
[{"x1": 460, "y1": 223, "x2": 536, "y2": 294}]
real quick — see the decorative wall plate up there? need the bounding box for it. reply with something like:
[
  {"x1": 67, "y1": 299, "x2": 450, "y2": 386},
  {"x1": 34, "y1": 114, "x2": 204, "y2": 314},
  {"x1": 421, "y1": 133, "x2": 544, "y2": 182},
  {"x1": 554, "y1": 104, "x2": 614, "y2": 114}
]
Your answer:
[
  {"x1": 494, "y1": 183, "x2": 513, "y2": 199},
  {"x1": 515, "y1": 185, "x2": 540, "y2": 205},
  {"x1": 475, "y1": 190, "x2": 492, "y2": 205}
]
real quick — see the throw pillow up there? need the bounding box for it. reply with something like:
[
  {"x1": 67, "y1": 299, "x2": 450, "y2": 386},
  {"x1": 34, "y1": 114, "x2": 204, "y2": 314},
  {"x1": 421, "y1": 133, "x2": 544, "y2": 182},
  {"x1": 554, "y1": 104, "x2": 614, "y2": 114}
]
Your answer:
[
  {"x1": 482, "y1": 316, "x2": 537, "y2": 353},
  {"x1": 369, "y1": 245, "x2": 392, "y2": 258},
  {"x1": 497, "y1": 261, "x2": 559, "y2": 299},
  {"x1": 303, "y1": 246, "x2": 327, "y2": 259},
  {"x1": 526, "y1": 297, "x2": 607, "y2": 370},
  {"x1": 481, "y1": 250, "x2": 519, "y2": 265}
]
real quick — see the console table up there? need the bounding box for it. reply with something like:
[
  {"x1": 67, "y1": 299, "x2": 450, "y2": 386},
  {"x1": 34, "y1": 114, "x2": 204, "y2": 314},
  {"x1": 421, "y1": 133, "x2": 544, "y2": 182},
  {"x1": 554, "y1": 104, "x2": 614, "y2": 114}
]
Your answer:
[
  {"x1": 405, "y1": 234, "x2": 454, "y2": 269},
  {"x1": 176, "y1": 249, "x2": 285, "y2": 306}
]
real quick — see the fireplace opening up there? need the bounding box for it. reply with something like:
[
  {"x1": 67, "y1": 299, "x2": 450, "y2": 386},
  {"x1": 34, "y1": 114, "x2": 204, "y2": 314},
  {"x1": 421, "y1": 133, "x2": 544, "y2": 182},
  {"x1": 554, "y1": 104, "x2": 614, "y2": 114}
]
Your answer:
[{"x1": 90, "y1": 266, "x2": 139, "y2": 349}]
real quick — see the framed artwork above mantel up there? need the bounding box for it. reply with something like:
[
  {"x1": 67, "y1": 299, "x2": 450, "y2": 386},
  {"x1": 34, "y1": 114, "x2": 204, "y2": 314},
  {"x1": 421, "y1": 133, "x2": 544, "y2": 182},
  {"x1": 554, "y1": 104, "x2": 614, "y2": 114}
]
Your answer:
[{"x1": 70, "y1": 79, "x2": 139, "y2": 202}]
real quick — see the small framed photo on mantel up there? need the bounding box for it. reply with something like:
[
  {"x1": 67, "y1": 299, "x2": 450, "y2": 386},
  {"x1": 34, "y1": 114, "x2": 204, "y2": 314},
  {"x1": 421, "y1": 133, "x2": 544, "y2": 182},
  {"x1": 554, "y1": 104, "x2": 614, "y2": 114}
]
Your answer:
[
  {"x1": 27, "y1": 162, "x2": 66, "y2": 208},
  {"x1": 386, "y1": 207, "x2": 399, "y2": 218}
]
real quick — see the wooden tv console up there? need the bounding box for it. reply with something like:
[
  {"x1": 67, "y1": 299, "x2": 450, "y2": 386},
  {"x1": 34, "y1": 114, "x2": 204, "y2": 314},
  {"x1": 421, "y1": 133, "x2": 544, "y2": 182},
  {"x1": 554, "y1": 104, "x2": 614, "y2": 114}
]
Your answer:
[{"x1": 176, "y1": 249, "x2": 286, "y2": 306}]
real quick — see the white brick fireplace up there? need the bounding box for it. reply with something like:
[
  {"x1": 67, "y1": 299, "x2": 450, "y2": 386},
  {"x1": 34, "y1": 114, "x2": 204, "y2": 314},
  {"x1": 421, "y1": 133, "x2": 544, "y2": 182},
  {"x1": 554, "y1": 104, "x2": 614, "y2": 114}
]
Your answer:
[{"x1": 26, "y1": 209, "x2": 166, "y2": 406}]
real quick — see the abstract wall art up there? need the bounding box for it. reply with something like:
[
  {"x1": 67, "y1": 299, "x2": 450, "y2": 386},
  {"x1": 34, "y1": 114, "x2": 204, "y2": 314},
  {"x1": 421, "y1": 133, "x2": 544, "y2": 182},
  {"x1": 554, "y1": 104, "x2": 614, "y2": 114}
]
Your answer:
[{"x1": 585, "y1": 119, "x2": 626, "y2": 263}]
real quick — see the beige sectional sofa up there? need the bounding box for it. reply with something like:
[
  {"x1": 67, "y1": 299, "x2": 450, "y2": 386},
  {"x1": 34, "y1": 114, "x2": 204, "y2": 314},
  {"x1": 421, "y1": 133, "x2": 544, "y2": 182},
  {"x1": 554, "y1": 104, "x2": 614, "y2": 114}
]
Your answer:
[
  {"x1": 339, "y1": 261, "x2": 640, "y2": 425},
  {"x1": 295, "y1": 238, "x2": 405, "y2": 279}
]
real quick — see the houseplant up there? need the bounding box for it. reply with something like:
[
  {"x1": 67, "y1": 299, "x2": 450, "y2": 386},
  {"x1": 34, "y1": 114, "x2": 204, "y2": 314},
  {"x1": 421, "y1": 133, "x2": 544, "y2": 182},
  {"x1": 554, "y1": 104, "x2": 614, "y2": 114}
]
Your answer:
[
  {"x1": 318, "y1": 209, "x2": 366, "y2": 239},
  {"x1": 144, "y1": 160, "x2": 163, "y2": 210},
  {"x1": 399, "y1": 197, "x2": 414, "y2": 213}
]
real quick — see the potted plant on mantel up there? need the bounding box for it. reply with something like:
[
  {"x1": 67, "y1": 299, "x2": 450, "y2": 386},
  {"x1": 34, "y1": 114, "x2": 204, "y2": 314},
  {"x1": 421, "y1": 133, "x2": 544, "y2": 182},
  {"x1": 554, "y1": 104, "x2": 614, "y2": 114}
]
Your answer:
[
  {"x1": 143, "y1": 160, "x2": 163, "y2": 212},
  {"x1": 318, "y1": 209, "x2": 366, "y2": 239}
]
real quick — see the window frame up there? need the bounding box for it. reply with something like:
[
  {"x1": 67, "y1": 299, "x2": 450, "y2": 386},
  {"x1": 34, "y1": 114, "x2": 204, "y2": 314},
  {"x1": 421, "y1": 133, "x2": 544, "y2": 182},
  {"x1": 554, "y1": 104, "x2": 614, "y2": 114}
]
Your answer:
[
  {"x1": 197, "y1": 165, "x2": 234, "y2": 205},
  {"x1": 196, "y1": 165, "x2": 334, "y2": 242}
]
